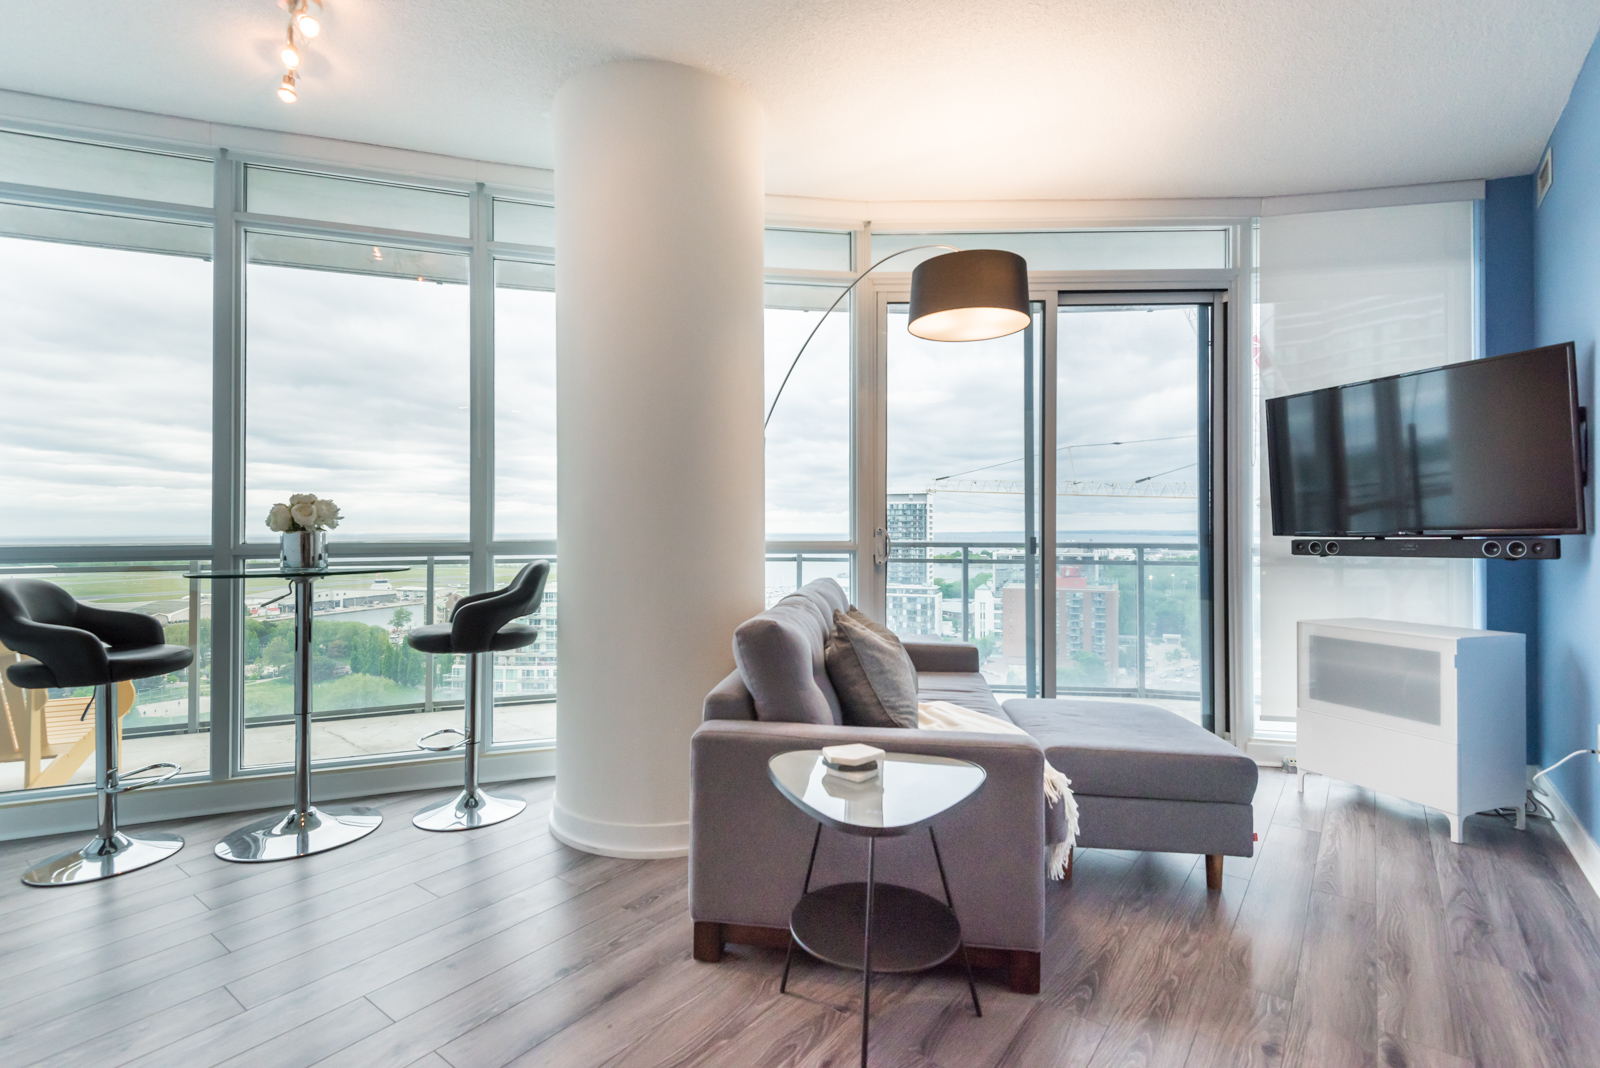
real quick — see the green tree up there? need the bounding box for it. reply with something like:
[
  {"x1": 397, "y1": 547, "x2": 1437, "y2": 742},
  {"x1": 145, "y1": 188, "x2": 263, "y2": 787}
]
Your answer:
[
  {"x1": 1057, "y1": 650, "x2": 1107, "y2": 689},
  {"x1": 262, "y1": 635, "x2": 292, "y2": 672},
  {"x1": 389, "y1": 607, "x2": 413, "y2": 629}
]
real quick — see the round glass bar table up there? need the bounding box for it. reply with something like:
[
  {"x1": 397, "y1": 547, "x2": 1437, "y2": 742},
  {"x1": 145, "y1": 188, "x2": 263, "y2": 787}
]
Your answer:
[
  {"x1": 185, "y1": 564, "x2": 409, "y2": 862},
  {"x1": 768, "y1": 749, "x2": 987, "y2": 1067}
]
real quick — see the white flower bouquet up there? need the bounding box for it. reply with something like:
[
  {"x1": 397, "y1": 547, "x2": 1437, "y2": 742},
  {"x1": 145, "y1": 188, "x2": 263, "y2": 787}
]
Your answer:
[{"x1": 266, "y1": 493, "x2": 342, "y2": 533}]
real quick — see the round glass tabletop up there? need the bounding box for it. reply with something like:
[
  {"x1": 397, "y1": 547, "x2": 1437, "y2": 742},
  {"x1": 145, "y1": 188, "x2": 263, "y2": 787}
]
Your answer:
[
  {"x1": 768, "y1": 750, "x2": 986, "y2": 837},
  {"x1": 183, "y1": 565, "x2": 412, "y2": 580}
]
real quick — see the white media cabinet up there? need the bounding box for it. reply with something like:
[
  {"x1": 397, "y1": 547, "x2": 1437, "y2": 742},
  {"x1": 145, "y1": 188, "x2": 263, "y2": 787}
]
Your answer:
[{"x1": 1295, "y1": 618, "x2": 1526, "y2": 843}]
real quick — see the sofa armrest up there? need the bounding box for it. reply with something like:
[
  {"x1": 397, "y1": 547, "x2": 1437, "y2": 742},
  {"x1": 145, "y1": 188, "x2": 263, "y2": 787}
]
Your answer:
[
  {"x1": 703, "y1": 669, "x2": 756, "y2": 721},
  {"x1": 689, "y1": 720, "x2": 1046, "y2": 953},
  {"x1": 903, "y1": 641, "x2": 980, "y2": 674}
]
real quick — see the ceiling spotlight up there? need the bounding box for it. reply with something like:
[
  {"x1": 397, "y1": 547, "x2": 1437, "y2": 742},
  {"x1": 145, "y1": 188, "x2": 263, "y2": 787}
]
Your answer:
[
  {"x1": 277, "y1": 72, "x2": 298, "y2": 103},
  {"x1": 295, "y1": 2, "x2": 321, "y2": 37},
  {"x1": 281, "y1": 28, "x2": 302, "y2": 69}
]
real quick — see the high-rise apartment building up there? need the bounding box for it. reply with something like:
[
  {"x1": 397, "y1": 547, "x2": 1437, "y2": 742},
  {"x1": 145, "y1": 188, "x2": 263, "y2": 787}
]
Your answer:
[
  {"x1": 886, "y1": 492, "x2": 931, "y2": 584},
  {"x1": 1000, "y1": 567, "x2": 1119, "y2": 683}
]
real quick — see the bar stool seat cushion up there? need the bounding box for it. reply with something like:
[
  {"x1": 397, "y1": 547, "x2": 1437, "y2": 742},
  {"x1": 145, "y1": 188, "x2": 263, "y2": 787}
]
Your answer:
[
  {"x1": 5, "y1": 644, "x2": 194, "y2": 690},
  {"x1": 406, "y1": 622, "x2": 538, "y2": 655}
]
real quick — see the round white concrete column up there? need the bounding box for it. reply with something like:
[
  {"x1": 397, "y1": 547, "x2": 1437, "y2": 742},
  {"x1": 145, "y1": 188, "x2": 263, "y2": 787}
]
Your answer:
[{"x1": 550, "y1": 60, "x2": 766, "y2": 858}]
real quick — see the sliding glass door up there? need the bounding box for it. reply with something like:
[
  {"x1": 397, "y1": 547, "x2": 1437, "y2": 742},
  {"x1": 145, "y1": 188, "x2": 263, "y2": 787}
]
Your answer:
[
  {"x1": 883, "y1": 301, "x2": 1043, "y2": 694},
  {"x1": 878, "y1": 289, "x2": 1223, "y2": 727},
  {"x1": 1051, "y1": 295, "x2": 1218, "y2": 729}
]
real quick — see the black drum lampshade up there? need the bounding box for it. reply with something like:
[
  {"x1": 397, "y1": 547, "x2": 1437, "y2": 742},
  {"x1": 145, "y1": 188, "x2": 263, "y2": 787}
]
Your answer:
[{"x1": 908, "y1": 249, "x2": 1031, "y2": 342}]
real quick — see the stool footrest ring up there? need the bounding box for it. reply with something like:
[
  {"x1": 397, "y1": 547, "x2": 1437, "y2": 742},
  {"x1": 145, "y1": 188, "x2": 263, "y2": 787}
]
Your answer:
[
  {"x1": 113, "y1": 763, "x2": 181, "y2": 793},
  {"x1": 417, "y1": 727, "x2": 468, "y2": 753}
]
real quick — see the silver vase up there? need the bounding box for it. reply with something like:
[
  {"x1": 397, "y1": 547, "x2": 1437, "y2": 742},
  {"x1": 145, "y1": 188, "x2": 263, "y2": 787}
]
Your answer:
[{"x1": 279, "y1": 530, "x2": 327, "y2": 572}]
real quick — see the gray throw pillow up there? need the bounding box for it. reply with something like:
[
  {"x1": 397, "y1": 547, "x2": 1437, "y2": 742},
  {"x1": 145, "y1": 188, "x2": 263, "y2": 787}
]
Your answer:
[{"x1": 824, "y1": 608, "x2": 919, "y2": 729}]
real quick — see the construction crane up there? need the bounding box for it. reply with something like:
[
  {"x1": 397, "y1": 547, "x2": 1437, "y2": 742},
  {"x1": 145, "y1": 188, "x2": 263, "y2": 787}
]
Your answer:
[
  {"x1": 926, "y1": 476, "x2": 1196, "y2": 499},
  {"x1": 926, "y1": 435, "x2": 1199, "y2": 500}
]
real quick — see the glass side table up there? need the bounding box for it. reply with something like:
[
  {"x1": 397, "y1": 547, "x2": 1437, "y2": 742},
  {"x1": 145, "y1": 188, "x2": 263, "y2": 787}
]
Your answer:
[
  {"x1": 185, "y1": 564, "x2": 409, "y2": 862},
  {"x1": 768, "y1": 749, "x2": 987, "y2": 1068}
]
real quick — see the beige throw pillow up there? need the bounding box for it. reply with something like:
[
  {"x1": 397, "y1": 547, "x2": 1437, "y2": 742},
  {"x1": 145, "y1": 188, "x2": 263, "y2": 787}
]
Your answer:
[{"x1": 823, "y1": 607, "x2": 919, "y2": 729}]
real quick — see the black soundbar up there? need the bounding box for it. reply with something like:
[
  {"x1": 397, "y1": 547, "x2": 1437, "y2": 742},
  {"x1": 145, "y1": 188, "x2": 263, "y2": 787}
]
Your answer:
[{"x1": 1290, "y1": 538, "x2": 1561, "y2": 560}]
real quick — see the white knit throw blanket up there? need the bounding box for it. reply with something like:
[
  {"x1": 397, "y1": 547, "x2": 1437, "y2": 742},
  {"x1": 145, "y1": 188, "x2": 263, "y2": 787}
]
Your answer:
[{"x1": 916, "y1": 700, "x2": 1079, "y2": 880}]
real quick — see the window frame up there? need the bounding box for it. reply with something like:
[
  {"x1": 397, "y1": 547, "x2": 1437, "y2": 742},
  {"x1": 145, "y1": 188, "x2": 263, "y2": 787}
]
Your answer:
[{"x1": 0, "y1": 135, "x2": 563, "y2": 826}]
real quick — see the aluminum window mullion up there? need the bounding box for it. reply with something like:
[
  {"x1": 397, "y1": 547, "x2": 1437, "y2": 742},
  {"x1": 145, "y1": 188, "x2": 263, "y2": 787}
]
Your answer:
[
  {"x1": 212, "y1": 149, "x2": 245, "y2": 783},
  {"x1": 228, "y1": 155, "x2": 480, "y2": 197},
  {"x1": 233, "y1": 211, "x2": 474, "y2": 252},
  {"x1": 468, "y1": 184, "x2": 496, "y2": 746},
  {"x1": 0, "y1": 544, "x2": 213, "y2": 565},
  {"x1": 486, "y1": 241, "x2": 555, "y2": 260},
  {"x1": 1040, "y1": 291, "x2": 1059, "y2": 698},
  {"x1": 0, "y1": 180, "x2": 214, "y2": 223}
]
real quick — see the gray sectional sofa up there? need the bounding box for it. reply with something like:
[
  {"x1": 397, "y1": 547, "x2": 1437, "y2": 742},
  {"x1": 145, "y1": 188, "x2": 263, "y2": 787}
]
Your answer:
[{"x1": 689, "y1": 578, "x2": 1256, "y2": 993}]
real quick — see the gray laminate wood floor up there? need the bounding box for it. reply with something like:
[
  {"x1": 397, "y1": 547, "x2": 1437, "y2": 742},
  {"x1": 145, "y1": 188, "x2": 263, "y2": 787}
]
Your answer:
[{"x1": 3, "y1": 769, "x2": 1599, "y2": 1068}]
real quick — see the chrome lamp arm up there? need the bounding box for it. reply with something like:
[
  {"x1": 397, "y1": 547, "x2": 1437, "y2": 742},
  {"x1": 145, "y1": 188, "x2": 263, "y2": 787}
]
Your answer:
[{"x1": 763, "y1": 244, "x2": 959, "y2": 429}]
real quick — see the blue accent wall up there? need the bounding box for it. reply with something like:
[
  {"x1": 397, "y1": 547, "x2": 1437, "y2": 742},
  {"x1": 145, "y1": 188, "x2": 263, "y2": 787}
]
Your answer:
[
  {"x1": 1532, "y1": 32, "x2": 1600, "y2": 835},
  {"x1": 1483, "y1": 175, "x2": 1542, "y2": 761}
]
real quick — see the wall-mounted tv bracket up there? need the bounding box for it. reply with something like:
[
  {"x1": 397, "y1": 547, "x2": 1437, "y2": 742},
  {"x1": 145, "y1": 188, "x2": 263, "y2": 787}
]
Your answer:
[{"x1": 1291, "y1": 538, "x2": 1561, "y2": 560}]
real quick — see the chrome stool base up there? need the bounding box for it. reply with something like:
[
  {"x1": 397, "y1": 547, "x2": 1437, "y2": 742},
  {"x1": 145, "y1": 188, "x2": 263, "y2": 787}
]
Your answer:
[
  {"x1": 214, "y1": 804, "x2": 382, "y2": 863},
  {"x1": 22, "y1": 830, "x2": 184, "y2": 886},
  {"x1": 414, "y1": 787, "x2": 525, "y2": 832}
]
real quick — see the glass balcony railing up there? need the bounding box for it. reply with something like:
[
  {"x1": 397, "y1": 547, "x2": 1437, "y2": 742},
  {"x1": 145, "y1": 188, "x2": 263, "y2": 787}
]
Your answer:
[
  {"x1": 886, "y1": 540, "x2": 1201, "y2": 712},
  {"x1": 765, "y1": 552, "x2": 853, "y2": 607},
  {"x1": 0, "y1": 555, "x2": 557, "y2": 795},
  {"x1": 241, "y1": 554, "x2": 557, "y2": 766}
]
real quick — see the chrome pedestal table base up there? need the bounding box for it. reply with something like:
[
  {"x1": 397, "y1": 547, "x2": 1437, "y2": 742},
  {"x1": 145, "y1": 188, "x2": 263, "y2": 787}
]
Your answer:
[
  {"x1": 22, "y1": 681, "x2": 186, "y2": 887},
  {"x1": 23, "y1": 830, "x2": 184, "y2": 886},
  {"x1": 413, "y1": 787, "x2": 525, "y2": 832},
  {"x1": 188, "y1": 563, "x2": 408, "y2": 864},
  {"x1": 214, "y1": 804, "x2": 383, "y2": 863}
]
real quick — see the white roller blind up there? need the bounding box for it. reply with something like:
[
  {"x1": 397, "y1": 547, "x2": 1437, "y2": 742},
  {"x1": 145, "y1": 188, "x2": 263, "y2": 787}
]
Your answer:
[{"x1": 1256, "y1": 201, "x2": 1478, "y2": 732}]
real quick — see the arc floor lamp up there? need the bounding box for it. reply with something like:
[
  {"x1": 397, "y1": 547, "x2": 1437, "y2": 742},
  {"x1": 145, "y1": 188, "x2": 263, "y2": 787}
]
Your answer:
[{"x1": 764, "y1": 247, "x2": 1031, "y2": 427}]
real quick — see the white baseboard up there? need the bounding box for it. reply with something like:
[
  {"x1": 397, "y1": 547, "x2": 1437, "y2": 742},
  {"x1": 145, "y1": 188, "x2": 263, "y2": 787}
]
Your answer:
[
  {"x1": 548, "y1": 799, "x2": 690, "y2": 859},
  {"x1": 1244, "y1": 737, "x2": 1295, "y2": 766},
  {"x1": 1530, "y1": 763, "x2": 1600, "y2": 901}
]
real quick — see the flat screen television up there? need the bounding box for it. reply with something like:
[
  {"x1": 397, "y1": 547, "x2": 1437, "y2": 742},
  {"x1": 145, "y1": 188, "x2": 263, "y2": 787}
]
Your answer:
[{"x1": 1266, "y1": 343, "x2": 1587, "y2": 537}]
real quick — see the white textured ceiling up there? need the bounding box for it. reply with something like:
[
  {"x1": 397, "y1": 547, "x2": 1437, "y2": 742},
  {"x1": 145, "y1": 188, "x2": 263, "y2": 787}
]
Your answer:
[{"x1": 6, "y1": 1, "x2": 1599, "y2": 202}]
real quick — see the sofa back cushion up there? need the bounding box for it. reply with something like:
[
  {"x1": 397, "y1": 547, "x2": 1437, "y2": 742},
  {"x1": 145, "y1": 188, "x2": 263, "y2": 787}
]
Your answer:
[
  {"x1": 732, "y1": 591, "x2": 842, "y2": 725},
  {"x1": 825, "y1": 608, "x2": 919, "y2": 729}
]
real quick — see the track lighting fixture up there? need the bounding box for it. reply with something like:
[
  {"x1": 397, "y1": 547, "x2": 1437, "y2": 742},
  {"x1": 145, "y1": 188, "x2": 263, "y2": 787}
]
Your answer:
[
  {"x1": 274, "y1": 1, "x2": 323, "y2": 103},
  {"x1": 281, "y1": 28, "x2": 302, "y2": 69},
  {"x1": 295, "y1": 0, "x2": 321, "y2": 37}
]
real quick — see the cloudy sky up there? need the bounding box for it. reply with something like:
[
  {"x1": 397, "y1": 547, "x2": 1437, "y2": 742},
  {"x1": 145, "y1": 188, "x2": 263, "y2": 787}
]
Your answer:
[
  {"x1": 0, "y1": 236, "x2": 212, "y2": 542},
  {"x1": 0, "y1": 233, "x2": 1200, "y2": 549}
]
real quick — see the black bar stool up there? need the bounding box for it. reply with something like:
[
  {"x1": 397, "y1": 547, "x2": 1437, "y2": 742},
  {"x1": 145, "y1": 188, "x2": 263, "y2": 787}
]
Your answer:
[
  {"x1": 0, "y1": 580, "x2": 194, "y2": 886},
  {"x1": 406, "y1": 561, "x2": 549, "y2": 831}
]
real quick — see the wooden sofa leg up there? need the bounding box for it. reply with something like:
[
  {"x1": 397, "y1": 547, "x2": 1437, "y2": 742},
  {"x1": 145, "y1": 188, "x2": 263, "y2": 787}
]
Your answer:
[
  {"x1": 1065, "y1": 846, "x2": 1074, "y2": 881},
  {"x1": 1006, "y1": 950, "x2": 1041, "y2": 994},
  {"x1": 1205, "y1": 854, "x2": 1224, "y2": 891},
  {"x1": 693, "y1": 921, "x2": 724, "y2": 962}
]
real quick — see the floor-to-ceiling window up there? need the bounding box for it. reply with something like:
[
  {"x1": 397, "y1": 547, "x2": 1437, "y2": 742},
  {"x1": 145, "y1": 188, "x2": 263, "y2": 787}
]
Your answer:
[
  {"x1": 1055, "y1": 297, "x2": 1215, "y2": 726},
  {"x1": 763, "y1": 229, "x2": 856, "y2": 604},
  {"x1": 0, "y1": 133, "x2": 215, "y2": 794},
  {"x1": 489, "y1": 201, "x2": 558, "y2": 744},
  {"x1": 0, "y1": 131, "x2": 560, "y2": 814},
  {"x1": 884, "y1": 299, "x2": 1042, "y2": 691}
]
